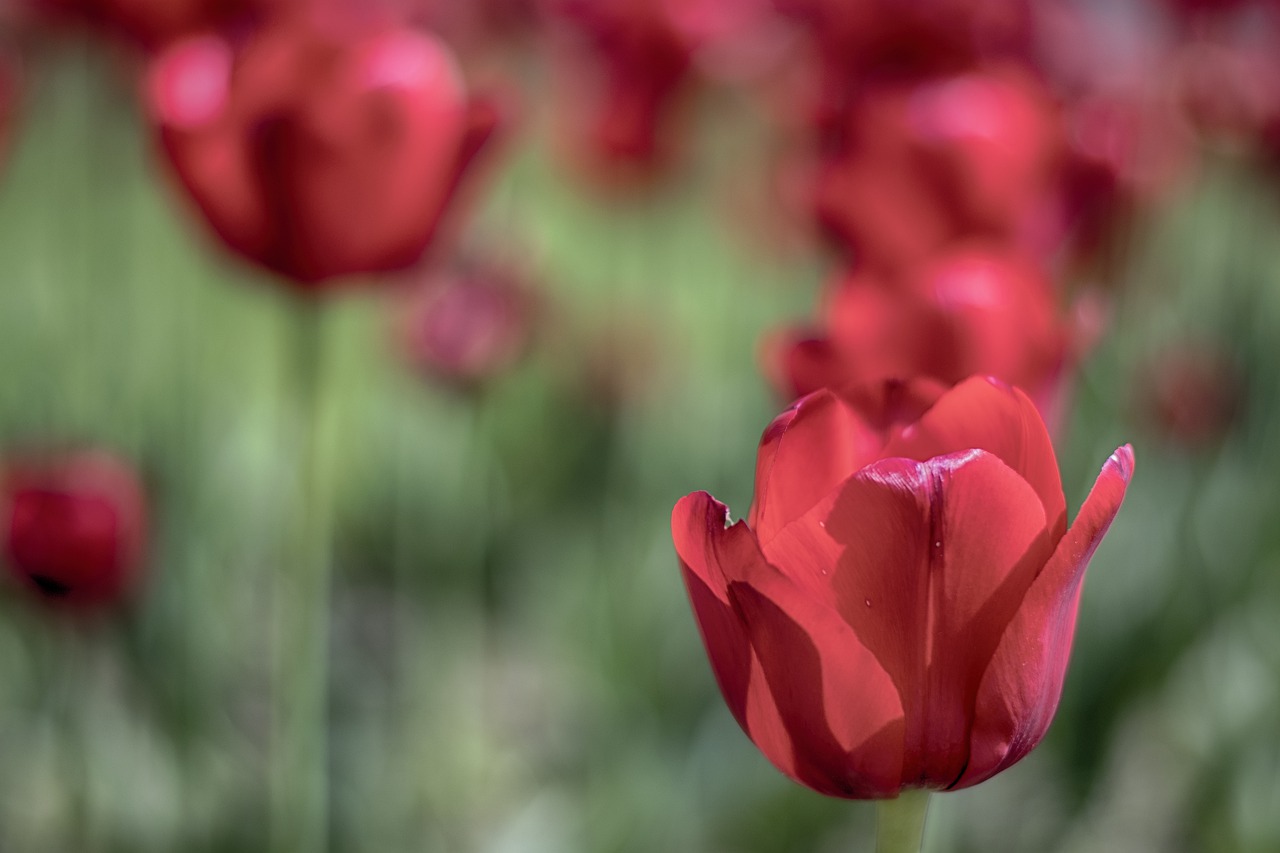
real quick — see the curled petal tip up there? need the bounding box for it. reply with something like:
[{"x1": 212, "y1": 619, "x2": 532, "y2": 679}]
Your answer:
[{"x1": 1107, "y1": 444, "x2": 1135, "y2": 482}]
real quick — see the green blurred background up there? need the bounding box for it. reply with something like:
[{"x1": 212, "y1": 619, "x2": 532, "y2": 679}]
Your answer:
[{"x1": 1, "y1": 34, "x2": 1279, "y2": 853}]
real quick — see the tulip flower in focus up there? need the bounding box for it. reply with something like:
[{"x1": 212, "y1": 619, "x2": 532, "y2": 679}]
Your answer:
[
  {"x1": 147, "y1": 14, "x2": 499, "y2": 288},
  {"x1": 396, "y1": 259, "x2": 537, "y2": 390},
  {"x1": 764, "y1": 245, "x2": 1073, "y2": 418},
  {"x1": 1, "y1": 450, "x2": 148, "y2": 607},
  {"x1": 673, "y1": 377, "x2": 1133, "y2": 797}
]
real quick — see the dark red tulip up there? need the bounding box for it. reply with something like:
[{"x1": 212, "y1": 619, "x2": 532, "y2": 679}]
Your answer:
[
  {"x1": 147, "y1": 16, "x2": 497, "y2": 288},
  {"x1": 29, "y1": 0, "x2": 273, "y2": 50},
  {"x1": 771, "y1": 0, "x2": 1032, "y2": 139},
  {"x1": 544, "y1": 0, "x2": 777, "y2": 182},
  {"x1": 811, "y1": 68, "x2": 1062, "y2": 271},
  {"x1": 544, "y1": 0, "x2": 694, "y2": 181},
  {"x1": 397, "y1": 260, "x2": 537, "y2": 389},
  {"x1": 673, "y1": 376, "x2": 1133, "y2": 797},
  {"x1": 764, "y1": 245, "x2": 1071, "y2": 415},
  {"x1": 1, "y1": 450, "x2": 148, "y2": 607}
]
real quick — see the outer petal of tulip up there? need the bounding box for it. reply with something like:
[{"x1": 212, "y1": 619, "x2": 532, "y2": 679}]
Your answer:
[
  {"x1": 749, "y1": 380, "x2": 949, "y2": 543},
  {"x1": 748, "y1": 390, "x2": 884, "y2": 546},
  {"x1": 674, "y1": 491, "x2": 904, "y2": 797},
  {"x1": 883, "y1": 376, "x2": 1066, "y2": 539},
  {"x1": 956, "y1": 444, "x2": 1134, "y2": 789},
  {"x1": 765, "y1": 449, "x2": 1052, "y2": 789}
]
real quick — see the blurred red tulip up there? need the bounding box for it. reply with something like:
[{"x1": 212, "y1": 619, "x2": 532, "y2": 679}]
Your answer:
[
  {"x1": 147, "y1": 16, "x2": 498, "y2": 288},
  {"x1": 29, "y1": 0, "x2": 273, "y2": 50},
  {"x1": 544, "y1": 0, "x2": 778, "y2": 183},
  {"x1": 544, "y1": 0, "x2": 694, "y2": 181},
  {"x1": 397, "y1": 260, "x2": 537, "y2": 389},
  {"x1": 673, "y1": 376, "x2": 1133, "y2": 797},
  {"x1": 764, "y1": 245, "x2": 1071, "y2": 415},
  {"x1": 811, "y1": 68, "x2": 1062, "y2": 271},
  {"x1": 1, "y1": 450, "x2": 148, "y2": 607},
  {"x1": 771, "y1": 0, "x2": 1032, "y2": 136}
]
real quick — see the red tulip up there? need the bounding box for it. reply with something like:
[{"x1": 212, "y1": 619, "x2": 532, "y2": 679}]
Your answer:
[
  {"x1": 1, "y1": 450, "x2": 148, "y2": 607},
  {"x1": 771, "y1": 0, "x2": 1033, "y2": 137},
  {"x1": 812, "y1": 68, "x2": 1062, "y2": 271},
  {"x1": 673, "y1": 377, "x2": 1133, "y2": 796},
  {"x1": 764, "y1": 245, "x2": 1071, "y2": 416},
  {"x1": 146, "y1": 15, "x2": 497, "y2": 288},
  {"x1": 544, "y1": 0, "x2": 694, "y2": 181},
  {"x1": 396, "y1": 259, "x2": 536, "y2": 389},
  {"x1": 544, "y1": 0, "x2": 777, "y2": 182},
  {"x1": 29, "y1": 0, "x2": 272, "y2": 50}
]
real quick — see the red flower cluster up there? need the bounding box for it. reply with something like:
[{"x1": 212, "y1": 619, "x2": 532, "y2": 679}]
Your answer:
[
  {"x1": 147, "y1": 11, "x2": 498, "y2": 288},
  {"x1": 1, "y1": 450, "x2": 148, "y2": 608},
  {"x1": 674, "y1": 378, "x2": 1132, "y2": 796}
]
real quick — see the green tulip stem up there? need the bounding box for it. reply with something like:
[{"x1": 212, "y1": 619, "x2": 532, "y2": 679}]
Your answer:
[
  {"x1": 875, "y1": 789, "x2": 932, "y2": 853},
  {"x1": 269, "y1": 299, "x2": 333, "y2": 853}
]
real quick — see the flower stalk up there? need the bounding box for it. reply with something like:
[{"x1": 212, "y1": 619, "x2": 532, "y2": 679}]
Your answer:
[
  {"x1": 875, "y1": 789, "x2": 931, "y2": 853},
  {"x1": 269, "y1": 299, "x2": 333, "y2": 853}
]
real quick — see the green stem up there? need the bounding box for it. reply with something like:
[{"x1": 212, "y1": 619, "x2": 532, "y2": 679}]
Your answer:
[
  {"x1": 875, "y1": 789, "x2": 931, "y2": 853},
  {"x1": 269, "y1": 299, "x2": 333, "y2": 853}
]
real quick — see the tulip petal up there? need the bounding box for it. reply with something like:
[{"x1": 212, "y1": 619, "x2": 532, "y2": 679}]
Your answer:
[
  {"x1": 672, "y1": 493, "x2": 797, "y2": 783},
  {"x1": 729, "y1": 568, "x2": 905, "y2": 798},
  {"x1": 883, "y1": 376, "x2": 1067, "y2": 539},
  {"x1": 675, "y1": 492, "x2": 904, "y2": 797},
  {"x1": 957, "y1": 445, "x2": 1133, "y2": 789},
  {"x1": 766, "y1": 449, "x2": 1051, "y2": 788},
  {"x1": 748, "y1": 391, "x2": 884, "y2": 546}
]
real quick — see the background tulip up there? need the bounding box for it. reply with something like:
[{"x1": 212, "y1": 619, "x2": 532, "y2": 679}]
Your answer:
[
  {"x1": 674, "y1": 377, "x2": 1133, "y2": 800},
  {"x1": 147, "y1": 17, "x2": 492, "y2": 287},
  {"x1": 764, "y1": 247, "x2": 1073, "y2": 417},
  {"x1": 395, "y1": 257, "x2": 537, "y2": 390},
  {"x1": 1, "y1": 449, "x2": 148, "y2": 607}
]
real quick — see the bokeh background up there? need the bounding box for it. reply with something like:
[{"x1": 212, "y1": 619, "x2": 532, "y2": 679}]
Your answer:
[{"x1": 2, "y1": 0, "x2": 1280, "y2": 851}]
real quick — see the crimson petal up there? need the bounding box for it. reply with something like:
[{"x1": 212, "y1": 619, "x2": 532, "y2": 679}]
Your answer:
[
  {"x1": 766, "y1": 449, "x2": 1052, "y2": 788},
  {"x1": 883, "y1": 376, "x2": 1067, "y2": 540},
  {"x1": 748, "y1": 390, "x2": 883, "y2": 546},
  {"x1": 957, "y1": 445, "x2": 1134, "y2": 789}
]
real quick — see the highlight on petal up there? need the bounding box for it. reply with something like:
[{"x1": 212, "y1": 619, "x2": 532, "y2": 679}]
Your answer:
[
  {"x1": 957, "y1": 444, "x2": 1134, "y2": 788},
  {"x1": 147, "y1": 37, "x2": 233, "y2": 129},
  {"x1": 883, "y1": 376, "x2": 1067, "y2": 538}
]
